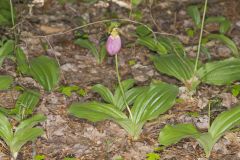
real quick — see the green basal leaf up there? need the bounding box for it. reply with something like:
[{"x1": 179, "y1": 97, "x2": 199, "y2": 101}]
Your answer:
[
  {"x1": 158, "y1": 36, "x2": 185, "y2": 56},
  {"x1": 69, "y1": 102, "x2": 128, "y2": 122},
  {"x1": 137, "y1": 37, "x2": 167, "y2": 55},
  {"x1": 74, "y1": 38, "x2": 99, "y2": 62},
  {"x1": 69, "y1": 81, "x2": 178, "y2": 140},
  {"x1": 219, "y1": 20, "x2": 231, "y2": 34},
  {"x1": 197, "y1": 58, "x2": 240, "y2": 85},
  {"x1": 231, "y1": 84, "x2": 240, "y2": 97},
  {"x1": 209, "y1": 106, "x2": 240, "y2": 141},
  {"x1": 137, "y1": 37, "x2": 157, "y2": 51},
  {"x1": 116, "y1": 87, "x2": 147, "y2": 111},
  {"x1": 0, "y1": 112, "x2": 13, "y2": 144},
  {"x1": 158, "y1": 106, "x2": 240, "y2": 158},
  {"x1": 0, "y1": 113, "x2": 45, "y2": 159},
  {"x1": 205, "y1": 16, "x2": 231, "y2": 34},
  {"x1": 196, "y1": 133, "x2": 214, "y2": 158},
  {"x1": 205, "y1": 16, "x2": 226, "y2": 24},
  {"x1": 15, "y1": 114, "x2": 46, "y2": 134},
  {"x1": 16, "y1": 47, "x2": 29, "y2": 74},
  {"x1": 92, "y1": 84, "x2": 115, "y2": 104},
  {"x1": 0, "y1": 40, "x2": 14, "y2": 66},
  {"x1": 114, "y1": 79, "x2": 135, "y2": 104},
  {"x1": 11, "y1": 90, "x2": 40, "y2": 120},
  {"x1": 0, "y1": 75, "x2": 13, "y2": 90},
  {"x1": 131, "y1": 82, "x2": 178, "y2": 123},
  {"x1": 206, "y1": 34, "x2": 239, "y2": 57},
  {"x1": 92, "y1": 79, "x2": 146, "y2": 111},
  {"x1": 29, "y1": 56, "x2": 60, "y2": 91},
  {"x1": 11, "y1": 127, "x2": 44, "y2": 159},
  {"x1": 187, "y1": 5, "x2": 201, "y2": 28},
  {"x1": 151, "y1": 54, "x2": 195, "y2": 82},
  {"x1": 99, "y1": 42, "x2": 107, "y2": 63},
  {"x1": 135, "y1": 25, "x2": 152, "y2": 37},
  {"x1": 159, "y1": 124, "x2": 200, "y2": 146}
]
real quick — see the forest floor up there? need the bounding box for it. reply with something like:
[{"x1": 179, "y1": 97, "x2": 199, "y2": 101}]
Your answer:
[{"x1": 1, "y1": 0, "x2": 240, "y2": 159}]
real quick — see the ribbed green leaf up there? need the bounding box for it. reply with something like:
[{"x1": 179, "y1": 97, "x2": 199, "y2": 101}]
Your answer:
[
  {"x1": 137, "y1": 37, "x2": 167, "y2": 55},
  {"x1": 197, "y1": 58, "x2": 240, "y2": 85},
  {"x1": 12, "y1": 90, "x2": 40, "y2": 120},
  {"x1": 196, "y1": 133, "x2": 215, "y2": 158},
  {"x1": 159, "y1": 124, "x2": 200, "y2": 146},
  {"x1": 29, "y1": 56, "x2": 60, "y2": 91},
  {"x1": 99, "y1": 42, "x2": 107, "y2": 63},
  {"x1": 158, "y1": 36, "x2": 185, "y2": 56},
  {"x1": 0, "y1": 75, "x2": 13, "y2": 90},
  {"x1": 131, "y1": 82, "x2": 178, "y2": 123},
  {"x1": 69, "y1": 102, "x2": 128, "y2": 122},
  {"x1": 0, "y1": 112, "x2": 13, "y2": 144},
  {"x1": 0, "y1": 40, "x2": 14, "y2": 66},
  {"x1": 206, "y1": 34, "x2": 239, "y2": 57},
  {"x1": 92, "y1": 84, "x2": 114, "y2": 104},
  {"x1": 74, "y1": 38, "x2": 99, "y2": 61},
  {"x1": 152, "y1": 54, "x2": 195, "y2": 82},
  {"x1": 209, "y1": 106, "x2": 240, "y2": 141},
  {"x1": 205, "y1": 16, "x2": 231, "y2": 34},
  {"x1": 16, "y1": 47, "x2": 29, "y2": 74},
  {"x1": 15, "y1": 114, "x2": 46, "y2": 134},
  {"x1": 136, "y1": 25, "x2": 152, "y2": 37},
  {"x1": 114, "y1": 79, "x2": 135, "y2": 104},
  {"x1": 11, "y1": 127, "x2": 44, "y2": 158},
  {"x1": 205, "y1": 16, "x2": 226, "y2": 24},
  {"x1": 116, "y1": 87, "x2": 147, "y2": 111},
  {"x1": 187, "y1": 5, "x2": 201, "y2": 28}
]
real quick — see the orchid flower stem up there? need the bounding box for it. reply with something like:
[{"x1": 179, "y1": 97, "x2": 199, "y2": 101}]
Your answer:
[
  {"x1": 193, "y1": 0, "x2": 208, "y2": 75},
  {"x1": 208, "y1": 102, "x2": 211, "y2": 129},
  {"x1": 9, "y1": 0, "x2": 15, "y2": 26},
  {"x1": 115, "y1": 54, "x2": 133, "y2": 120}
]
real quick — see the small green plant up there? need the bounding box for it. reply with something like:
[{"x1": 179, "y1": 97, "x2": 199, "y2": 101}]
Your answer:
[
  {"x1": 158, "y1": 105, "x2": 240, "y2": 158},
  {"x1": 146, "y1": 153, "x2": 160, "y2": 160},
  {"x1": 15, "y1": 47, "x2": 60, "y2": 91},
  {"x1": 0, "y1": 113, "x2": 45, "y2": 159},
  {"x1": 231, "y1": 84, "x2": 240, "y2": 97},
  {"x1": 59, "y1": 85, "x2": 87, "y2": 97},
  {"x1": 69, "y1": 80, "x2": 178, "y2": 139},
  {"x1": 0, "y1": 89, "x2": 40, "y2": 121},
  {"x1": 0, "y1": 40, "x2": 14, "y2": 66},
  {"x1": 135, "y1": 25, "x2": 185, "y2": 56},
  {"x1": 187, "y1": 5, "x2": 238, "y2": 57},
  {"x1": 151, "y1": 54, "x2": 240, "y2": 91},
  {"x1": 74, "y1": 33, "x2": 107, "y2": 64}
]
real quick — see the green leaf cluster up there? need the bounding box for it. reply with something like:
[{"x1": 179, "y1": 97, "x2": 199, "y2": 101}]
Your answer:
[
  {"x1": 152, "y1": 54, "x2": 240, "y2": 91},
  {"x1": 159, "y1": 106, "x2": 240, "y2": 157},
  {"x1": 0, "y1": 113, "x2": 45, "y2": 159},
  {"x1": 69, "y1": 79, "x2": 178, "y2": 139},
  {"x1": 187, "y1": 5, "x2": 238, "y2": 57},
  {"x1": 74, "y1": 35, "x2": 107, "y2": 64},
  {"x1": 136, "y1": 25, "x2": 185, "y2": 56},
  {"x1": 0, "y1": 89, "x2": 40, "y2": 121}
]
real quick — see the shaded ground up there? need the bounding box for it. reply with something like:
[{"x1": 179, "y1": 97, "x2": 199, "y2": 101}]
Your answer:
[{"x1": 1, "y1": 0, "x2": 240, "y2": 159}]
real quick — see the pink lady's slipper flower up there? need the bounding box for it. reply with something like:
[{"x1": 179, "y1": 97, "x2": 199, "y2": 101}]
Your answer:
[{"x1": 106, "y1": 28, "x2": 121, "y2": 56}]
